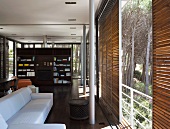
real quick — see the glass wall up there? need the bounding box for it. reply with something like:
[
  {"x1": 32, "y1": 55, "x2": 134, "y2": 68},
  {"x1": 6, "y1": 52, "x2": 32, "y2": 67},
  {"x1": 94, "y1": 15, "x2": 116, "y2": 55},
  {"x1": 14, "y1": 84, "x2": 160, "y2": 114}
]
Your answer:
[
  {"x1": 0, "y1": 38, "x2": 4, "y2": 78},
  {"x1": 122, "y1": 0, "x2": 152, "y2": 128},
  {"x1": 72, "y1": 44, "x2": 81, "y2": 78},
  {"x1": 8, "y1": 41, "x2": 13, "y2": 77}
]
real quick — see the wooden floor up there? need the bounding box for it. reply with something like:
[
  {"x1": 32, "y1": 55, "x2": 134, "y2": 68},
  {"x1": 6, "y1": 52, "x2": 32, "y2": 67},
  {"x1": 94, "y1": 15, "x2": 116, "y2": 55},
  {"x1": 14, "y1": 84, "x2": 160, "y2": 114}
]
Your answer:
[{"x1": 39, "y1": 79, "x2": 111, "y2": 129}]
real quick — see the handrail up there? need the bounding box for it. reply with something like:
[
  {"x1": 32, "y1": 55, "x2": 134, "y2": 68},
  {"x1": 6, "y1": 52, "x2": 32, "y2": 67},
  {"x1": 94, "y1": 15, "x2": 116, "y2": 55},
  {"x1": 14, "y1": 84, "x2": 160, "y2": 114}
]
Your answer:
[
  {"x1": 122, "y1": 107, "x2": 130, "y2": 115},
  {"x1": 122, "y1": 84, "x2": 152, "y2": 99},
  {"x1": 133, "y1": 108, "x2": 151, "y2": 123},
  {"x1": 122, "y1": 92, "x2": 131, "y2": 99},
  {"x1": 134, "y1": 118, "x2": 146, "y2": 129},
  {"x1": 122, "y1": 84, "x2": 152, "y2": 129},
  {"x1": 133, "y1": 99, "x2": 152, "y2": 112}
]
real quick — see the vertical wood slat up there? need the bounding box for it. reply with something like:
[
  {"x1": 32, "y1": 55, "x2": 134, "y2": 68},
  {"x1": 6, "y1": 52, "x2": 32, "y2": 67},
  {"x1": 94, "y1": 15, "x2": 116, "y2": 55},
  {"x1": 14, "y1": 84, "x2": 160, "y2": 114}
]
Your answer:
[
  {"x1": 153, "y1": 0, "x2": 170, "y2": 128},
  {"x1": 99, "y1": 1, "x2": 119, "y2": 123}
]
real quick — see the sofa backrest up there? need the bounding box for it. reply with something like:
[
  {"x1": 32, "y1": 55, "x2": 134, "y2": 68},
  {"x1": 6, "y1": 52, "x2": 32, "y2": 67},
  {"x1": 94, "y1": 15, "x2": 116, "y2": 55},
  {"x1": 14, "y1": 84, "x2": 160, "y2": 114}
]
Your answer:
[
  {"x1": 0, "y1": 87, "x2": 32, "y2": 121},
  {"x1": 19, "y1": 87, "x2": 32, "y2": 104}
]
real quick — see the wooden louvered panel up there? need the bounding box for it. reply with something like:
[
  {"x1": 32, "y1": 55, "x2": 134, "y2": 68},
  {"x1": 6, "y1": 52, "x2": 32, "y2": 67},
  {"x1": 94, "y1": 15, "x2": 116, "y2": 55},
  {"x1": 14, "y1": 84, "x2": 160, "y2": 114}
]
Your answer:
[
  {"x1": 99, "y1": 0, "x2": 119, "y2": 124},
  {"x1": 153, "y1": 0, "x2": 170, "y2": 128},
  {"x1": 153, "y1": 100, "x2": 170, "y2": 115},
  {"x1": 112, "y1": 1, "x2": 119, "y2": 121}
]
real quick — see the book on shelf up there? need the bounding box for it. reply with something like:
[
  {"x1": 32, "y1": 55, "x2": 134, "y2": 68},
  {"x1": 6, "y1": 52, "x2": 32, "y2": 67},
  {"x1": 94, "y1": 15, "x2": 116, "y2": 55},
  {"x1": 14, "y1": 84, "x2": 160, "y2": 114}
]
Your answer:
[
  {"x1": 58, "y1": 80, "x2": 62, "y2": 84},
  {"x1": 66, "y1": 72, "x2": 71, "y2": 76},
  {"x1": 20, "y1": 59, "x2": 26, "y2": 61},
  {"x1": 54, "y1": 57, "x2": 57, "y2": 61},
  {"x1": 27, "y1": 59, "x2": 31, "y2": 61},
  {"x1": 68, "y1": 57, "x2": 71, "y2": 61},
  {"x1": 53, "y1": 78, "x2": 59, "y2": 83},
  {"x1": 53, "y1": 67, "x2": 57, "y2": 71},
  {"x1": 27, "y1": 72, "x2": 35, "y2": 76},
  {"x1": 24, "y1": 64, "x2": 29, "y2": 66},
  {"x1": 18, "y1": 64, "x2": 23, "y2": 66},
  {"x1": 53, "y1": 72, "x2": 59, "y2": 76},
  {"x1": 62, "y1": 59, "x2": 67, "y2": 61},
  {"x1": 65, "y1": 68, "x2": 70, "y2": 71}
]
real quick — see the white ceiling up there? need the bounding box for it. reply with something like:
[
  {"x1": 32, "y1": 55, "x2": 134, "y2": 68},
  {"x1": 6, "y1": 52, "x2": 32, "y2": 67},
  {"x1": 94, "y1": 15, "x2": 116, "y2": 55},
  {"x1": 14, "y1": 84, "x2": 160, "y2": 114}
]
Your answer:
[{"x1": 0, "y1": 0, "x2": 100, "y2": 43}]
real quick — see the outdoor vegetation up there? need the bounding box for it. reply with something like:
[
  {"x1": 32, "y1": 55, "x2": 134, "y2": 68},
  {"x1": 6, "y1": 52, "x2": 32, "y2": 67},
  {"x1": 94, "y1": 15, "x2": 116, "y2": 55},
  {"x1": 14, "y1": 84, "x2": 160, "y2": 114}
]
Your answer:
[
  {"x1": 73, "y1": 44, "x2": 81, "y2": 78},
  {"x1": 122, "y1": 0, "x2": 152, "y2": 128}
]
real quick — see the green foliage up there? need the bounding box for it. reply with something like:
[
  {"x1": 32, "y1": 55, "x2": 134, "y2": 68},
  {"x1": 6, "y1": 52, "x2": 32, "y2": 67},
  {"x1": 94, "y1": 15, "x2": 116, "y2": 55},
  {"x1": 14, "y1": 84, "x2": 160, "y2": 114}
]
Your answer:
[
  {"x1": 139, "y1": 0, "x2": 152, "y2": 11},
  {"x1": 134, "y1": 82, "x2": 145, "y2": 93},
  {"x1": 134, "y1": 82, "x2": 152, "y2": 96},
  {"x1": 134, "y1": 70, "x2": 142, "y2": 81}
]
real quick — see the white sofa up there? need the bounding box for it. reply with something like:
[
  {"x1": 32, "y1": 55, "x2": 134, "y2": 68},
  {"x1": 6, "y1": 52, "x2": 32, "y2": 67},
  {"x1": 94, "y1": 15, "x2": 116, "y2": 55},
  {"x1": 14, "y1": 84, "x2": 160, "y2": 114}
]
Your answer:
[{"x1": 0, "y1": 87, "x2": 66, "y2": 129}]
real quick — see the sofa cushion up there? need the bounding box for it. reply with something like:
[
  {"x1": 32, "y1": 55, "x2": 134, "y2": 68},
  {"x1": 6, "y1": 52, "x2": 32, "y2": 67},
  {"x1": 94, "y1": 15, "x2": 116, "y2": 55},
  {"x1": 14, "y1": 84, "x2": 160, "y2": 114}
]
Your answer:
[
  {"x1": 0, "y1": 114, "x2": 8, "y2": 129},
  {"x1": 8, "y1": 124, "x2": 66, "y2": 129},
  {"x1": 0, "y1": 89, "x2": 26, "y2": 121},
  {"x1": 7, "y1": 99, "x2": 52, "y2": 124}
]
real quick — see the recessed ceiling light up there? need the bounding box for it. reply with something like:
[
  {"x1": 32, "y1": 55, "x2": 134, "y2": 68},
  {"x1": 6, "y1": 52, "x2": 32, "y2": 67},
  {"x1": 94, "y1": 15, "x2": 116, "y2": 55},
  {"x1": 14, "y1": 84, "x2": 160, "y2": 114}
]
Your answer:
[
  {"x1": 12, "y1": 34, "x2": 16, "y2": 35},
  {"x1": 68, "y1": 19, "x2": 76, "y2": 21},
  {"x1": 0, "y1": 28, "x2": 3, "y2": 29},
  {"x1": 65, "y1": 2, "x2": 76, "y2": 4},
  {"x1": 71, "y1": 34, "x2": 76, "y2": 35},
  {"x1": 70, "y1": 27, "x2": 76, "y2": 29}
]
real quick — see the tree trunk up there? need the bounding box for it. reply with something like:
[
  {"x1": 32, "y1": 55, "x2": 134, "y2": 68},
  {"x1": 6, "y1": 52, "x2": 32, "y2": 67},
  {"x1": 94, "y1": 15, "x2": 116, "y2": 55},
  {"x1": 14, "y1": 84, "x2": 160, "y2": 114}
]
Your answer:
[
  {"x1": 126, "y1": 53, "x2": 131, "y2": 86},
  {"x1": 122, "y1": 52, "x2": 127, "y2": 84},
  {"x1": 130, "y1": 28, "x2": 135, "y2": 88},
  {"x1": 145, "y1": 27, "x2": 152, "y2": 95},
  {"x1": 74, "y1": 46, "x2": 78, "y2": 73},
  {"x1": 141, "y1": 63, "x2": 145, "y2": 82}
]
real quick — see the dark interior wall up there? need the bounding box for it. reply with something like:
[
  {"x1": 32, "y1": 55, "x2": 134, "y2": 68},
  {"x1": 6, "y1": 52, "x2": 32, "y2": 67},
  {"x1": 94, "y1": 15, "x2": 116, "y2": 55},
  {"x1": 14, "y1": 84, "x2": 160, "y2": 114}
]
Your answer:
[
  {"x1": 153, "y1": 0, "x2": 170, "y2": 128},
  {"x1": 99, "y1": 0, "x2": 119, "y2": 123},
  {"x1": 0, "y1": 37, "x2": 9, "y2": 78}
]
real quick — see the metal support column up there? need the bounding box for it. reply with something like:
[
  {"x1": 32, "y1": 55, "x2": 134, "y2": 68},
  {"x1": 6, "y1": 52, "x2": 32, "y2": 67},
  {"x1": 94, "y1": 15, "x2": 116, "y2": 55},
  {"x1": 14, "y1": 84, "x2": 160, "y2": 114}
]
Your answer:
[
  {"x1": 81, "y1": 37, "x2": 83, "y2": 85},
  {"x1": 95, "y1": 19, "x2": 99, "y2": 102},
  {"x1": 83, "y1": 25, "x2": 86, "y2": 95},
  {"x1": 89, "y1": 0, "x2": 95, "y2": 124},
  {"x1": 43, "y1": 35, "x2": 47, "y2": 48}
]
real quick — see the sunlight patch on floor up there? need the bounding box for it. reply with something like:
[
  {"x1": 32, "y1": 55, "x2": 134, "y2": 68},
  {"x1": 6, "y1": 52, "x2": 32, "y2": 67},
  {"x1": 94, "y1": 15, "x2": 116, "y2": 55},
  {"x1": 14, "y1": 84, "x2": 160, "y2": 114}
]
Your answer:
[
  {"x1": 78, "y1": 85, "x2": 89, "y2": 98},
  {"x1": 101, "y1": 125, "x2": 117, "y2": 129},
  {"x1": 78, "y1": 85, "x2": 96, "y2": 98}
]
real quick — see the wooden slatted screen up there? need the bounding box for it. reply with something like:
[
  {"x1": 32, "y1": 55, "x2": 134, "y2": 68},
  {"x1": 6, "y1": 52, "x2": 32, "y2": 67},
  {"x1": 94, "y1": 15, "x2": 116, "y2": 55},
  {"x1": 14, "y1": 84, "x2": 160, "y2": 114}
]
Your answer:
[
  {"x1": 99, "y1": 0, "x2": 119, "y2": 123},
  {"x1": 153, "y1": 0, "x2": 170, "y2": 128}
]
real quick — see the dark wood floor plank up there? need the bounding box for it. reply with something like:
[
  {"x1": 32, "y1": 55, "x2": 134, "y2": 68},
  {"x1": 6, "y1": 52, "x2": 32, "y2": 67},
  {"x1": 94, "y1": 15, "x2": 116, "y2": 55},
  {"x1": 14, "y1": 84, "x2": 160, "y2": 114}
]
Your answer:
[{"x1": 41, "y1": 79, "x2": 110, "y2": 129}]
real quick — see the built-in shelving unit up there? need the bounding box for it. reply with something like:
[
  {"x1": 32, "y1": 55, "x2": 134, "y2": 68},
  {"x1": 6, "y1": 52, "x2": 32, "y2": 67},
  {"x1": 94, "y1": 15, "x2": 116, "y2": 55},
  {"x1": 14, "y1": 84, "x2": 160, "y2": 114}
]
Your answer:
[
  {"x1": 53, "y1": 56, "x2": 71, "y2": 84},
  {"x1": 17, "y1": 56, "x2": 35, "y2": 77},
  {"x1": 17, "y1": 48, "x2": 72, "y2": 86}
]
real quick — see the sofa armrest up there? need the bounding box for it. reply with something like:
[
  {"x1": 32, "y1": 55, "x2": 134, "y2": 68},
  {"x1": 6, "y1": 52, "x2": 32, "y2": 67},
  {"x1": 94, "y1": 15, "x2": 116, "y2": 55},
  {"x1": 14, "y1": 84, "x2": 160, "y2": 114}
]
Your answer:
[
  {"x1": 31, "y1": 93, "x2": 53, "y2": 100},
  {"x1": 8, "y1": 124, "x2": 66, "y2": 129}
]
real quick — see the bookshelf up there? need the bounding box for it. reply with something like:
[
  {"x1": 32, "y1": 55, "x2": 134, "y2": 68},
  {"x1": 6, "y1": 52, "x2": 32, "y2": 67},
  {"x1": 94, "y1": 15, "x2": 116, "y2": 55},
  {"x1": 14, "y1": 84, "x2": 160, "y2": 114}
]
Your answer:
[
  {"x1": 53, "y1": 56, "x2": 71, "y2": 84},
  {"x1": 17, "y1": 56, "x2": 35, "y2": 78},
  {"x1": 17, "y1": 48, "x2": 72, "y2": 86}
]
